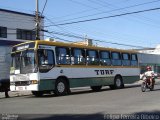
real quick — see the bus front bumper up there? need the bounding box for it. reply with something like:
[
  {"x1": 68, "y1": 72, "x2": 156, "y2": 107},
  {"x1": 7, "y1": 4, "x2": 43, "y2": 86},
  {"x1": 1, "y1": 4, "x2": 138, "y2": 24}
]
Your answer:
[{"x1": 10, "y1": 84, "x2": 38, "y2": 91}]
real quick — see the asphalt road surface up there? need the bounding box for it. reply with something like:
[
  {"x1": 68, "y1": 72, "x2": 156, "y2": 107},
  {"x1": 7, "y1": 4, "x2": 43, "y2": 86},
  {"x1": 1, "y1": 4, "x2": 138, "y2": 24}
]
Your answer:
[{"x1": 1, "y1": 84, "x2": 160, "y2": 120}]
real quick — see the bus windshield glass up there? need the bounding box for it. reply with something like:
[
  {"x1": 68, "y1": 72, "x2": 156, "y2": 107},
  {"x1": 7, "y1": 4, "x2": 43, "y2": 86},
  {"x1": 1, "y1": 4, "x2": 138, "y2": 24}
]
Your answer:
[{"x1": 11, "y1": 50, "x2": 36, "y2": 74}]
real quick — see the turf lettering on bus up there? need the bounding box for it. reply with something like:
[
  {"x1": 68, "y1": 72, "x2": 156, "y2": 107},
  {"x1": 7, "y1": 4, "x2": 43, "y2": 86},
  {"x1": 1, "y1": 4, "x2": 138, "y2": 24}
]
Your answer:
[
  {"x1": 95, "y1": 70, "x2": 114, "y2": 75},
  {"x1": 100, "y1": 70, "x2": 105, "y2": 75}
]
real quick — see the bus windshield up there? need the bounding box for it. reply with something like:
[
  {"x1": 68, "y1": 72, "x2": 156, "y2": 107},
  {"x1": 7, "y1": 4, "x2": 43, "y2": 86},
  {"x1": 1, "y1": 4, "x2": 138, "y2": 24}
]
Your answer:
[{"x1": 11, "y1": 50, "x2": 36, "y2": 74}]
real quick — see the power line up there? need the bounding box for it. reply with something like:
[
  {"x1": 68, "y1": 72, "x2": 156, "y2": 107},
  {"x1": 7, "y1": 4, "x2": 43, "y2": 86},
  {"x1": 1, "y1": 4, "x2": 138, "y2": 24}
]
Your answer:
[
  {"x1": 69, "y1": 0, "x2": 99, "y2": 10},
  {"x1": 43, "y1": 9, "x2": 160, "y2": 46},
  {"x1": 6, "y1": 28, "x2": 150, "y2": 48},
  {"x1": 44, "y1": 30, "x2": 148, "y2": 48},
  {"x1": 6, "y1": 27, "x2": 155, "y2": 48},
  {"x1": 87, "y1": 0, "x2": 110, "y2": 7},
  {"x1": 44, "y1": 30, "x2": 84, "y2": 39},
  {"x1": 49, "y1": 7, "x2": 105, "y2": 21},
  {"x1": 52, "y1": 0, "x2": 160, "y2": 24},
  {"x1": 47, "y1": 0, "x2": 113, "y2": 21},
  {"x1": 66, "y1": 25, "x2": 151, "y2": 45},
  {"x1": 44, "y1": 34, "x2": 74, "y2": 43},
  {"x1": 45, "y1": 7, "x2": 160, "y2": 26},
  {"x1": 92, "y1": 39, "x2": 147, "y2": 48},
  {"x1": 49, "y1": 0, "x2": 109, "y2": 23},
  {"x1": 44, "y1": 0, "x2": 160, "y2": 44},
  {"x1": 87, "y1": 0, "x2": 160, "y2": 29},
  {"x1": 41, "y1": 0, "x2": 48, "y2": 16},
  {"x1": 45, "y1": 17, "x2": 83, "y2": 37}
]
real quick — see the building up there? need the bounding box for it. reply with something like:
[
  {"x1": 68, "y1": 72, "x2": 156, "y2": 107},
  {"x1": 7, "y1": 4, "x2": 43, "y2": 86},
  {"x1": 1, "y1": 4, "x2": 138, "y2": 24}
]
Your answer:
[
  {"x1": 137, "y1": 45, "x2": 160, "y2": 74},
  {"x1": 137, "y1": 45, "x2": 160, "y2": 55},
  {"x1": 0, "y1": 8, "x2": 44, "y2": 83},
  {"x1": 138, "y1": 53, "x2": 160, "y2": 74}
]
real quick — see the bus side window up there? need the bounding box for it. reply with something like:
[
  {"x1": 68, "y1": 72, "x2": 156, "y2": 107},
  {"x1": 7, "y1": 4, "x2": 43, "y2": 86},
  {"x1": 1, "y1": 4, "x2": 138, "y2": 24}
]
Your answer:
[
  {"x1": 111, "y1": 52, "x2": 122, "y2": 66},
  {"x1": 72, "y1": 48, "x2": 85, "y2": 65},
  {"x1": 38, "y1": 49, "x2": 55, "y2": 73},
  {"x1": 122, "y1": 53, "x2": 130, "y2": 66},
  {"x1": 56, "y1": 47, "x2": 71, "y2": 65},
  {"x1": 38, "y1": 49, "x2": 54, "y2": 65},
  {"x1": 131, "y1": 54, "x2": 138, "y2": 66},
  {"x1": 47, "y1": 50, "x2": 55, "y2": 65},
  {"x1": 86, "y1": 50, "x2": 99, "y2": 65},
  {"x1": 99, "y1": 51, "x2": 111, "y2": 66}
]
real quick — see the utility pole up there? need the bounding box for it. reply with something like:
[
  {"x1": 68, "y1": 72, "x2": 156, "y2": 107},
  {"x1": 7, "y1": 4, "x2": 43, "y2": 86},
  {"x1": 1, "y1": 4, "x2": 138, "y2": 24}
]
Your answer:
[{"x1": 35, "y1": 0, "x2": 40, "y2": 40}]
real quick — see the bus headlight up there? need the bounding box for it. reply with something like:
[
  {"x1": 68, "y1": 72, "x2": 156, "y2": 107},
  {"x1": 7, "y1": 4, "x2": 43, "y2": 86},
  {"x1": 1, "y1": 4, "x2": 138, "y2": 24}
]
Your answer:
[{"x1": 31, "y1": 80, "x2": 38, "y2": 84}]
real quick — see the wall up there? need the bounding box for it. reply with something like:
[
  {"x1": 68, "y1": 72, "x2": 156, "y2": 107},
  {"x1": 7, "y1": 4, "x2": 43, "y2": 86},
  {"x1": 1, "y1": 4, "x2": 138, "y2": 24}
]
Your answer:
[{"x1": 0, "y1": 46, "x2": 11, "y2": 80}]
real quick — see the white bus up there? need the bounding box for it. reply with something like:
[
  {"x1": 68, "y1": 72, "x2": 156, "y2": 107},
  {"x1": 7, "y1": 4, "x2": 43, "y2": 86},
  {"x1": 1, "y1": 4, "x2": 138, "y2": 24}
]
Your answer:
[{"x1": 10, "y1": 40, "x2": 140, "y2": 96}]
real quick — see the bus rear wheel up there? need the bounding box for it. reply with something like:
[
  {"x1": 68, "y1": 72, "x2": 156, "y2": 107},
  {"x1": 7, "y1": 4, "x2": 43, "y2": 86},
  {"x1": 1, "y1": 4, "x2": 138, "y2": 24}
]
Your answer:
[
  {"x1": 32, "y1": 91, "x2": 44, "y2": 97},
  {"x1": 54, "y1": 78, "x2": 68, "y2": 96},
  {"x1": 90, "y1": 86, "x2": 102, "y2": 92},
  {"x1": 114, "y1": 76, "x2": 124, "y2": 89}
]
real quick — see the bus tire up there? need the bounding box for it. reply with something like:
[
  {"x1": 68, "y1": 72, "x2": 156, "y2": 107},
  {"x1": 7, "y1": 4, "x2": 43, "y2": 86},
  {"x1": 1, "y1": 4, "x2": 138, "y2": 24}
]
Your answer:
[
  {"x1": 54, "y1": 78, "x2": 68, "y2": 96},
  {"x1": 114, "y1": 76, "x2": 124, "y2": 89},
  {"x1": 32, "y1": 91, "x2": 43, "y2": 97},
  {"x1": 90, "y1": 86, "x2": 102, "y2": 92}
]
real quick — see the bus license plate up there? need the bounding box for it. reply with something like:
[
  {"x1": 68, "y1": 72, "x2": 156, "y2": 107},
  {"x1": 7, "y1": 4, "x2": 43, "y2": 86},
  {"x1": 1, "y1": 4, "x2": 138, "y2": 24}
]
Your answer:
[{"x1": 16, "y1": 87, "x2": 24, "y2": 90}]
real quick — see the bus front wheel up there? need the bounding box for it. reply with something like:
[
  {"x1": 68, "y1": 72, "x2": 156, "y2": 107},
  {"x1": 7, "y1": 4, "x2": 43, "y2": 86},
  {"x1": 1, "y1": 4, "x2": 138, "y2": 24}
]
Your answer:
[
  {"x1": 54, "y1": 78, "x2": 68, "y2": 96},
  {"x1": 90, "y1": 86, "x2": 102, "y2": 92}
]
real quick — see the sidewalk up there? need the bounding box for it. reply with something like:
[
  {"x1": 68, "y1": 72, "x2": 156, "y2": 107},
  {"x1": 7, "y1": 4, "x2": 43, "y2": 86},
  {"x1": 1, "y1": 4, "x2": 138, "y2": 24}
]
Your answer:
[{"x1": 0, "y1": 91, "x2": 32, "y2": 98}]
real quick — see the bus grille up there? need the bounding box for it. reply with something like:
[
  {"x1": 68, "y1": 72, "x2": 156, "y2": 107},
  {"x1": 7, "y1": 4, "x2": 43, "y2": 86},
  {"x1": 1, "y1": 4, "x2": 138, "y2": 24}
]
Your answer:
[{"x1": 15, "y1": 81, "x2": 30, "y2": 86}]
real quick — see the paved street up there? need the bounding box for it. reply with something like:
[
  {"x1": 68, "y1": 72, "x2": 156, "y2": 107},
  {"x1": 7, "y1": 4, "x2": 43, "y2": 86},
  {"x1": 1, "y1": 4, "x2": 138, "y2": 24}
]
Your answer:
[{"x1": 1, "y1": 82, "x2": 160, "y2": 120}]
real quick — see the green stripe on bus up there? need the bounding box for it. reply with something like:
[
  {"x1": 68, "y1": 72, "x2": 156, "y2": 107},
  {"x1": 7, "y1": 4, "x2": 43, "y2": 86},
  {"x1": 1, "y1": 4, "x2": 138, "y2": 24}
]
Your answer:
[
  {"x1": 38, "y1": 76, "x2": 139, "y2": 91},
  {"x1": 69, "y1": 77, "x2": 114, "y2": 88},
  {"x1": 38, "y1": 79, "x2": 55, "y2": 91},
  {"x1": 122, "y1": 76, "x2": 140, "y2": 84}
]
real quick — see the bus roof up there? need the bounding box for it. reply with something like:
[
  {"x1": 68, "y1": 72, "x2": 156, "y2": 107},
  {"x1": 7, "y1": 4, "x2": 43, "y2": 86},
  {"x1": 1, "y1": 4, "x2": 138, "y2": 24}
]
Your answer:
[
  {"x1": 12, "y1": 40, "x2": 138, "y2": 53},
  {"x1": 12, "y1": 40, "x2": 35, "y2": 47}
]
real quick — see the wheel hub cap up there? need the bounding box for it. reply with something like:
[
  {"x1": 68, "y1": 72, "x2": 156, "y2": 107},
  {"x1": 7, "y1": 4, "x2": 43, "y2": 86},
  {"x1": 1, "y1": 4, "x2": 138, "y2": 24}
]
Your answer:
[
  {"x1": 57, "y1": 82, "x2": 65, "y2": 93},
  {"x1": 116, "y1": 79, "x2": 121, "y2": 87}
]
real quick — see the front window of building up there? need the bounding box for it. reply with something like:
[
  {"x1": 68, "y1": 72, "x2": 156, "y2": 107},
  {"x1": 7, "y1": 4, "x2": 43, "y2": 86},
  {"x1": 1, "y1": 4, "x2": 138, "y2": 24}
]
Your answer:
[
  {"x1": 0, "y1": 26, "x2": 7, "y2": 38},
  {"x1": 17, "y1": 29, "x2": 35, "y2": 40}
]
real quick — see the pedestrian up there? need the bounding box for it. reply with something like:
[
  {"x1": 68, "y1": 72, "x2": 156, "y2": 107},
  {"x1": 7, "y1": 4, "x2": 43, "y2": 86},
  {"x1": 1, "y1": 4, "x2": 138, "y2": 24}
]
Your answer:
[
  {"x1": 5, "y1": 88, "x2": 9, "y2": 98},
  {"x1": 0, "y1": 79, "x2": 10, "y2": 98}
]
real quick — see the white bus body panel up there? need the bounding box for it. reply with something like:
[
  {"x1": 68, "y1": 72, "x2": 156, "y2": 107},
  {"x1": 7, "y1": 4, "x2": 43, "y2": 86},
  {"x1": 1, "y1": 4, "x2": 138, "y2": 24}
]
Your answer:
[
  {"x1": 39, "y1": 67, "x2": 140, "y2": 80},
  {"x1": 10, "y1": 73, "x2": 39, "y2": 91}
]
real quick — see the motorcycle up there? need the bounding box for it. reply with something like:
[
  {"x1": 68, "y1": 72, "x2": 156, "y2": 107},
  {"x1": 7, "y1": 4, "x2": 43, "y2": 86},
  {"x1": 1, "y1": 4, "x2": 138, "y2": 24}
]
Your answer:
[{"x1": 141, "y1": 76, "x2": 155, "y2": 92}]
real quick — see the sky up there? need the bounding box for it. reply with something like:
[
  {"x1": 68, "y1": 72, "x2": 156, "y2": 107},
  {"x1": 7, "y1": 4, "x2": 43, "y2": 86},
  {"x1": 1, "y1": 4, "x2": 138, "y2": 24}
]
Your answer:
[{"x1": 0, "y1": 0, "x2": 160, "y2": 49}]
